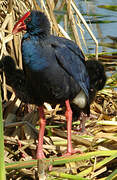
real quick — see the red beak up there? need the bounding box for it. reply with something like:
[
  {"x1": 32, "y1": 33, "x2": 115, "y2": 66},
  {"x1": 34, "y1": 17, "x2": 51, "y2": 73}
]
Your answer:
[{"x1": 12, "y1": 11, "x2": 31, "y2": 34}]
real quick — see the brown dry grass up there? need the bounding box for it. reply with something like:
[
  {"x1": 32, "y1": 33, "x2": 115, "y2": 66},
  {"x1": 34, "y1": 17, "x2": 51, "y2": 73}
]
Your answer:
[{"x1": 0, "y1": 0, "x2": 117, "y2": 179}]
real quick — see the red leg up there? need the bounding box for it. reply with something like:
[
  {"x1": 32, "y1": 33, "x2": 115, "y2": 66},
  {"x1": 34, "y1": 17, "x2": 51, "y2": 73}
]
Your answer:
[
  {"x1": 79, "y1": 112, "x2": 87, "y2": 133},
  {"x1": 78, "y1": 112, "x2": 92, "y2": 135},
  {"x1": 64, "y1": 100, "x2": 81, "y2": 156},
  {"x1": 17, "y1": 140, "x2": 26, "y2": 158},
  {"x1": 36, "y1": 106, "x2": 46, "y2": 159}
]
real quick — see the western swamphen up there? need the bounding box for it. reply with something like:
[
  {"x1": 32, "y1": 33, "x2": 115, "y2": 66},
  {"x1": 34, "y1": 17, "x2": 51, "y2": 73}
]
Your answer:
[
  {"x1": 0, "y1": 56, "x2": 106, "y2": 131},
  {"x1": 71, "y1": 60, "x2": 106, "y2": 132},
  {"x1": 4, "y1": 10, "x2": 105, "y2": 159},
  {"x1": 0, "y1": 55, "x2": 106, "y2": 158}
]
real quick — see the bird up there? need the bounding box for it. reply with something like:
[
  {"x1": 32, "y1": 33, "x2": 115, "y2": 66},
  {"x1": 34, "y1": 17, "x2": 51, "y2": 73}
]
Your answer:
[
  {"x1": 0, "y1": 56, "x2": 106, "y2": 133},
  {"x1": 71, "y1": 60, "x2": 106, "y2": 133},
  {"x1": 6, "y1": 10, "x2": 105, "y2": 159},
  {"x1": 0, "y1": 56, "x2": 106, "y2": 158},
  {"x1": 0, "y1": 56, "x2": 33, "y2": 104}
]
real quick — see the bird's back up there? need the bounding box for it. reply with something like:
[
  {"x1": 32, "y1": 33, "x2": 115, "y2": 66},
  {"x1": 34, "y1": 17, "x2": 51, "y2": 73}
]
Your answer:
[{"x1": 21, "y1": 34, "x2": 89, "y2": 106}]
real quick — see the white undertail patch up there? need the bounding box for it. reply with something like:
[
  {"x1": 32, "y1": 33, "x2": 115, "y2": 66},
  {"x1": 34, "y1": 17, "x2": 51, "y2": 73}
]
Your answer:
[{"x1": 72, "y1": 90, "x2": 87, "y2": 108}]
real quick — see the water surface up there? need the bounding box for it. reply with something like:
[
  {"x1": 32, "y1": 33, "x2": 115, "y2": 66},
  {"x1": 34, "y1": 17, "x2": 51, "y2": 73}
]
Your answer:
[{"x1": 78, "y1": 0, "x2": 117, "y2": 54}]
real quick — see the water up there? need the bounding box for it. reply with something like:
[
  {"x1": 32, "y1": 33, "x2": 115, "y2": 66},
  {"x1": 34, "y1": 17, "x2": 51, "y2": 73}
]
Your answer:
[
  {"x1": 36, "y1": 0, "x2": 117, "y2": 55},
  {"x1": 77, "y1": 0, "x2": 117, "y2": 54}
]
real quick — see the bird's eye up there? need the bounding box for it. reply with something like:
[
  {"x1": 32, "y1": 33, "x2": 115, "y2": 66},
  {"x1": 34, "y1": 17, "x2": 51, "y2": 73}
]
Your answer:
[{"x1": 25, "y1": 17, "x2": 31, "y2": 23}]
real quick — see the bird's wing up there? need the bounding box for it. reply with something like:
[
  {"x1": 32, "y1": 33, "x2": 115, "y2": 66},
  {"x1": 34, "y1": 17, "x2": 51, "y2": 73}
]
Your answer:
[
  {"x1": 22, "y1": 38, "x2": 49, "y2": 72},
  {"x1": 52, "y1": 36, "x2": 86, "y2": 64},
  {"x1": 53, "y1": 38, "x2": 90, "y2": 101}
]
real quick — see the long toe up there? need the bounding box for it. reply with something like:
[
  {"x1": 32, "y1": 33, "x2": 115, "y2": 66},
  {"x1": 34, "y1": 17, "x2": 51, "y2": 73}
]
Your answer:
[{"x1": 63, "y1": 149, "x2": 82, "y2": 156}]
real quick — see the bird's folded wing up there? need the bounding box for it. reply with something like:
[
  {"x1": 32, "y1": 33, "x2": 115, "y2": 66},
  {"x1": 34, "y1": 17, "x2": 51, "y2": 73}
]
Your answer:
[{"x1": 55, "y1": 45, "x2": 90, "y2": 101}]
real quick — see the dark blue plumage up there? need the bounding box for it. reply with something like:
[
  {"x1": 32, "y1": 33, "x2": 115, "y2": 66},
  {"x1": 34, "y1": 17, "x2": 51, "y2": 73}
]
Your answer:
[
  {"x1": 21, "y1": 26, "x2": 90, "y2": 107},
  {"x1": 0, "y1": 56, "x2": 33, "y2": 104},
  {"x1": 0, "y1": 56, "x2": 106, "y2": 133},
  {"x1": 11, "y1": 10, "x2": 106, "y2": 159}
]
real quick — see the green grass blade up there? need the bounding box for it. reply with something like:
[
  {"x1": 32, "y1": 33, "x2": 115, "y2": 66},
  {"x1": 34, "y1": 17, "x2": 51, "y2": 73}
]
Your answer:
[
  {"x1": 5, "y1": 150, "x2": 117, "y2": 170},
  {"x1": 0, "y1": 88, "x2": 6, "y2": 180},
  {"x1": 106, "y1": 169, "x2": 117, "y2": 180},
  {"x1": 78, "y1": 153, "x2": 117, "y2": 177},
  {"x1": 6, "y1": 159, "x2": 37, "y2": 170},
  {"x1": 51, "y1": 151, "x2": 117, "y2": 166},
  {"x1": 49, "y1": 171, "x2": 89, "y2": 180}
]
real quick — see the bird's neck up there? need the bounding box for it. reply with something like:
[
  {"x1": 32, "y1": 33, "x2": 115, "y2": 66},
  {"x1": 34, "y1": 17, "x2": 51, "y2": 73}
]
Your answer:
[{"x1": 24, "y1": 30, "x2": 49, "y2": 40}]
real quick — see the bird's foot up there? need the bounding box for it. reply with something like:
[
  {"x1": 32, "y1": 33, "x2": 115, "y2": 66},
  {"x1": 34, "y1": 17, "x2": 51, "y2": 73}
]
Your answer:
[
  {"x1": 74, "y1": 128, "x2": 92, "y2": 135},
  {"x1": 63, "y1": 149, "x2": 82, "y2": 156},
  {"x1": 36, "y1": 151, "x2": 45, "y2": 159},
  {"x1": 17, "y1": 140, "x2": 26, "y2": 158},
  {"x1": 36, "y1": 150, "x2": 53, "y2": 171}
]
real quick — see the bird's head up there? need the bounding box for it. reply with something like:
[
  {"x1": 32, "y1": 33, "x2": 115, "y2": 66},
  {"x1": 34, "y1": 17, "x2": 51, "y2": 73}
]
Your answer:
[
  {"x1": 0, "y1": 56, "x2": 16, "y2": 74},
  {"x1": 12, "y1": 10, "x2": 50, "y2": 36},
  {"x1": 85, "y1": 60, "x2": 106, "y2": 104},
  {"x1": 86, "y1": 60, "x2": 106, "y2": 91}
]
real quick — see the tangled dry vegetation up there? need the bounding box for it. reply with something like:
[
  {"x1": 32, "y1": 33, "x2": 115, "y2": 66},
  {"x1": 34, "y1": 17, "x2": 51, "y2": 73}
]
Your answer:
[{"x1": 0, "y1": 0, "x2": 117, "y2": 179}]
